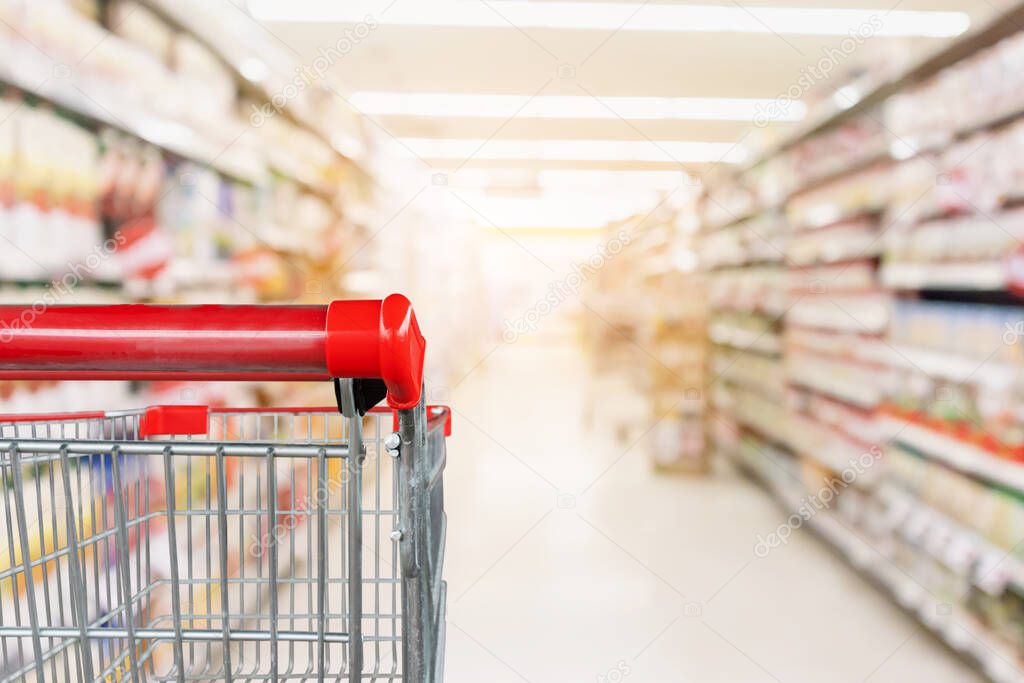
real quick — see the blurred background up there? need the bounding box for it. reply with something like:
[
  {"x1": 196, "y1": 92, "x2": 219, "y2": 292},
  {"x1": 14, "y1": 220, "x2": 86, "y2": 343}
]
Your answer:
[{"x1": 4, "y1": 0, "x2": 1024, "y2": 680}]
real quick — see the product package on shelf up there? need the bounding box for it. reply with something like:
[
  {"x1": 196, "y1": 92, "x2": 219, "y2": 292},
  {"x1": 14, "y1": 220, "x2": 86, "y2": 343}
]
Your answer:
[
  {"x1": 783, "y1": 159, "x2": 892, "y2": 499},
  {"x1": 881, "y1": 299, "x2": 1024, "y2": 463},
  {"x1": 0, "y1": 96, "x2": 107, "y2": 283}
]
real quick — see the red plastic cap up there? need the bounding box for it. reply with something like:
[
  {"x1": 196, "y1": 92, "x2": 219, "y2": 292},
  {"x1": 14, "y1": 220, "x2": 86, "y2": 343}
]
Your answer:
[
  {"x1": 139, "y1": 405, "x2": 210, "y2": 438},
  {"x1": 325, "y1": 294, "x2": 426, "y2": 410}
]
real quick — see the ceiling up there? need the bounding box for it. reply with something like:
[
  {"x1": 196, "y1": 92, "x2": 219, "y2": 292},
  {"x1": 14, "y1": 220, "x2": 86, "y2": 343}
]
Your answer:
[{"x1": 254, "y1": 0, "x2": 995, "y2": 224}]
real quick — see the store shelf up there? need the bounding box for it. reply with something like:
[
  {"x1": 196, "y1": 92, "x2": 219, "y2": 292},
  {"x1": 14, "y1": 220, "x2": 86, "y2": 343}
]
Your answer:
[
  {"x1": 787, "y1": 147, "x2": 893, "y2": 201},
  {"x1": 880, "y1": 261, "x2": 1008, "y2": 292},
  {"x1": 0, "y1": 57, "x2": 266, "y2": 185},
  {"x1": 863, "y1": 343, "x2": 1018, "y2": 389},
  {"x1": 708, "y1": 324, "x2": 783, "y2": 356},
  {"x1": 136, "y1": 0, "x2": 362, "y2": 170},
  {"x1": 786, "y1": 296, "x2": 890, "y2": 334},
  {"x1": 712, "y1": 356, "x2": 785, "y2": 400},
  {"x1": 611, "y1": 0, "x2": 1024, "y2": 675},
  {"x1": 781, "y1": 97, "x2": 1024, "y2": 203},
  {"x1": 701, "y1": 202, "x2": 784, "y2": 233},
  {"x1": 880, "y1": 416, "x2": 1024, "y2": 496},
  {"x1": 737, "y1": 0, "x2": 1024, "y2": 176},
  {"x1": 787, "y1": 414, "x2": 880, "y2": 480},
  {"x1": 733, "y1": 454, "x2": 1024, "y2": 683},
  {"x1": 0, "y1": 6, "x2": 363, "y2": 206},
  {"x1": 710, "y1": 401, "x2": 791, "y2": 452},
  {"x1": 881, "y1": 486, "x2": 1024, "y2": 594},
  {"x1": 788, "y1": 371, "x2": 883, "y2": 409}
]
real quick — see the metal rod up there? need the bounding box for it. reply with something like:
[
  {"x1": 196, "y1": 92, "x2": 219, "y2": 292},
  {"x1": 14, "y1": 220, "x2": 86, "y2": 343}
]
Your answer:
[
  {"x1": 163, "y1": 448, "x2": 187, "y2": 683},
  {"x1": 266, "y1": 447, "x2": 279, "y2": 682},
  {"x1": 0, "y1": 626, "x2": 353, "y2": 643},
  {"x1": 347, "y1": 415, "x2": 364, "y2": 683},
  {"x1": 316, "y1": 448, "x2": 328, "y2": 683},
  {"x1": 398, "y1": 404, "x2": 425, "y2": 682},
  {"x1": 57, "y1": 446, "x2": 96, "y2": 683},
  {"x1": 215, "y1": 447, "x2": 235, "y2": 683},
  {"x1": 110, "y1": 446, "x2": 143, "y2": 683},
  {"x1": 433, "y1": 581, "x2": 448, "y2": 683},
  {"x1": 9, "y1": 446, "x2": 45, "y2": 679},
  {"x1": 0, "y1": 440, "x2": 350, "y2": 457}
]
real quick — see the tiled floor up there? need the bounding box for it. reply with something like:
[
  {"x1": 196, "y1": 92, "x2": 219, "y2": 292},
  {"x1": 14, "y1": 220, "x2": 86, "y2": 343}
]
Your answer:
[{"x1": 440, "y1": 335, "x2": 983, "y2": 683}]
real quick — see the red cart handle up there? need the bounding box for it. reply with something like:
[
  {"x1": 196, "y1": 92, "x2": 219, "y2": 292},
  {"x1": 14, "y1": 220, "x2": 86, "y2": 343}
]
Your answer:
[{"x1": 0, "y1": 293, "x2": 426, "y2": 409}]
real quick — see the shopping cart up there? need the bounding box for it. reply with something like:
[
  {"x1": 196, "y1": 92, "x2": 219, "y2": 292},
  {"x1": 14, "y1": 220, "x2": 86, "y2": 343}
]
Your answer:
[{"x1": 0, "y1": 295, "x2": 448, "y2": 683}]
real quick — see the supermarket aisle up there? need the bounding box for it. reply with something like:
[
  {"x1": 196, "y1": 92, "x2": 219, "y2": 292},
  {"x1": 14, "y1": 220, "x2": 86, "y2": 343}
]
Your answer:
[{"x1": 440, "y1": 330, "x2": 983, "y2": 683}]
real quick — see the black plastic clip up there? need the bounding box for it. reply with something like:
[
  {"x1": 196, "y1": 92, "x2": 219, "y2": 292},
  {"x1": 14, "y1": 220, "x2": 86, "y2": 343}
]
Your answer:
[{"x1": 334, "y1": 378, "x2": 388, "y2": 417}]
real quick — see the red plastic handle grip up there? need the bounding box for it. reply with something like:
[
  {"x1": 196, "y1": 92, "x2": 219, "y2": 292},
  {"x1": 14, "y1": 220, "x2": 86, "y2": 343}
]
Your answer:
[{"x1": 0, "y1": 294, "x2": 426, "y2": 409}]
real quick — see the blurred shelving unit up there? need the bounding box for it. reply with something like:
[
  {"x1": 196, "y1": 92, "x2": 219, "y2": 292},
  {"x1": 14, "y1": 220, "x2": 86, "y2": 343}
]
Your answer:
[
  {"x1": 0, "y1": 0, "x2": 381, "y2": 416},
  {"x1": 585, "y1": 197, "x2": 709, "y2": 472},
  {"x1": 685, "y1": 2, "x2": 1024, "y2": 680},
  {"x1": 0, "y1": 0, "x2": 485, "y2": 415}
]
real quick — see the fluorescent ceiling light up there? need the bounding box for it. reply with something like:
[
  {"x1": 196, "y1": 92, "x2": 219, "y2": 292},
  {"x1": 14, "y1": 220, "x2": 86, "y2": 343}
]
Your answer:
[
  {"x1": 350, "y1": 93, "x2": 804, "y2": 122},
  {"x1": 449, "y1": 168, "x2": 693, "y2": 191},
  {"x1": 250, "y1": 1, "x2": 970, "y2": 38},
  {"x1": 537, "y1": 169, "x2": 692, "y2": 189},
  {"x1": 455, "y1": 191, "x2": 661, "y2": 229},
  {"x1": 401, "y1": 138, "x2": 745, "y2": 164}
]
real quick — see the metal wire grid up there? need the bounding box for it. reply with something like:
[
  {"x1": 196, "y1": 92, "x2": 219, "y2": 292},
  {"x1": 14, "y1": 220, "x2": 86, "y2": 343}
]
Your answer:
[{"x1": 0, "y1": 409, "x2": 405, "y2": 682}]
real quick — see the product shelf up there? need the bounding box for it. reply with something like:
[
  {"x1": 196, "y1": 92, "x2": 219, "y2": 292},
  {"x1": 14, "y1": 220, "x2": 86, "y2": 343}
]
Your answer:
[
  {"x1": 786, "y1": 413, "x2": 880, "y2": 483},
  {"x1": 880, "y1": 415, "x2": 1024, "y2": 497},
  {"x1": 786, "y1": 365, "x2": 885, "y2": 410},
  {"x1": 678, "y1": 4, "x2": 1024, "y2": 679},
  {"x1": 733, "y1": 453, "x2": 1024, "y2": 683},
  {"x1": 733, "y1": 0, "x2": 1024, "y2": 177},
  {"x1": 0, "y1": 57, "x2": 265, "y2": 186},
  {"x1": 867, "y1": 343, "x2": 1018, "y2": 389},
  {"x1": 880, "y1": 260, "x2": 1009, "y2": 292},
  {"x1": 775, "y1": 95, "x2": 1024, "y2": 205},
  {"x1": 135, "y1": 0, "x2": 367, "y2": 172},
  {"x1": 879, "y1": 485, "x2": 1024, "y2": 594},
  {"x1": 709, "y1": 393, "x2": 792, "y2": 452},
  {"x1": 0, "y1": 7, "x2": 356, "y2": 210},
  {"x1": 708, "y1": 325, "x2": 784, "y2": 356}
]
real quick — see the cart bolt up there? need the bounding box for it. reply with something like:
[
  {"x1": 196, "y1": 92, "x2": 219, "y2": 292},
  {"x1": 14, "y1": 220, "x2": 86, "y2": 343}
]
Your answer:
[
  {"x1": 390, "y1": 529, "x2": 403, "y2": 542},
  {"x1": 384, "y1": 433, "x2": 401, "y2": 451}
]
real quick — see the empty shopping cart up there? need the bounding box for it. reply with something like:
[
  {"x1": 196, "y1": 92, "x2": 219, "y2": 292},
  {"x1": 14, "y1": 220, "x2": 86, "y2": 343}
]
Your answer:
[{"x1": 0, "y1": 295, "x2": 448, "y2": 683}]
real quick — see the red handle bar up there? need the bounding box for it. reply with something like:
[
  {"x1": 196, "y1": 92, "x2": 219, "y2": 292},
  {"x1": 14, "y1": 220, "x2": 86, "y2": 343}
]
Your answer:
[{"x1": 0, "y1": 294, "x2": 426, "y2": 409}]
